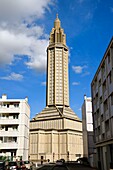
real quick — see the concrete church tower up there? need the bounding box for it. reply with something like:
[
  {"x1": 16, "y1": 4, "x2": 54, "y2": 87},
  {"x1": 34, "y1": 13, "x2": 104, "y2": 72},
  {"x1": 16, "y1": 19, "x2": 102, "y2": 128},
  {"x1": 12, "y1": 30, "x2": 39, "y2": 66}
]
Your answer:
[
  {"x1": 30, "y1": 15, "x2": 83, "y2": 163},
  {"x1": 47, "y1": 14, "x2": 69, "y2": 107}
]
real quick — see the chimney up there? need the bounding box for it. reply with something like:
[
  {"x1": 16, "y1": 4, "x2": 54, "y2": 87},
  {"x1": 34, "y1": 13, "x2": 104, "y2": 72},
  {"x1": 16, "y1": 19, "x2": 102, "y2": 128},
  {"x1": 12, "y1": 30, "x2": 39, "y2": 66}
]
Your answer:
[{"x1": 2, "y1": 94, "x2": 7, "y2": 100}]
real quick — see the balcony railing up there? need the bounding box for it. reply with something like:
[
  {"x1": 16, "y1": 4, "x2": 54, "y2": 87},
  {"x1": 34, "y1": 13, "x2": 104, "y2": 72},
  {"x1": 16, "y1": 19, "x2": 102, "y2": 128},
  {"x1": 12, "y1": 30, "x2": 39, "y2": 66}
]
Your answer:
[
  {"x1": 103, "y1": 90, "x2": 108, "y2": 101},
  {"x1": 100, "y1": 103, "x2": 104, "y2": 115},
  {"x1": 0, "y1": 130, "x2": 18, "y2": 137},
  {"x1": 110, "y1": 105, "x2": 113, "y2": 117},
  {"x1": 0, "y1": 107, "x2": 20, "y2": 113},
  {"x1": 109, "y1": 83, "x2": 113, "y2": 96},
  {"x1": 105, "y1": 110, "x2": 109, "y2": 121},
  {"x1": 0, "y1": 142, "x2": 18, "y2": 149},
  {"x1": 0, "y1": 119, "x2": 19, "y2": 125}
]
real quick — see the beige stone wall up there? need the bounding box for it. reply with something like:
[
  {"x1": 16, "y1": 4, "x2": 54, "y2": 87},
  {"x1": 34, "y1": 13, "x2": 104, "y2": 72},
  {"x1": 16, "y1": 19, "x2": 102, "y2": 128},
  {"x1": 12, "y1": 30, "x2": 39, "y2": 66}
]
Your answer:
[{"x1": 30, "y1": 129, "x2": 83, "y2": 162}]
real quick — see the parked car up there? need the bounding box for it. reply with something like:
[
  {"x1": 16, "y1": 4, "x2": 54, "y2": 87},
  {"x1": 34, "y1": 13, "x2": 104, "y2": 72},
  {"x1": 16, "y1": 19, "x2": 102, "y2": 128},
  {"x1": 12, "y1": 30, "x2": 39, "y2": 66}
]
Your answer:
[
  {"x1": 18, "y1": 161, "x2": 26, "y2": 169},
  {"x1": 76, "y1": 157, "x2": 90, "y2": 166},
  {"x1": 0, "y1": 161, "x2": 6, "y2": 170},
  {"x1": 24, "y1": 161, "x2": 30, "y2": 170},
  {"x1": 7, "y1": 161, "x2": 20, "y2": 170},
  {"x1": 37, "y1": 164, "x2": 55, "y2": 170}
]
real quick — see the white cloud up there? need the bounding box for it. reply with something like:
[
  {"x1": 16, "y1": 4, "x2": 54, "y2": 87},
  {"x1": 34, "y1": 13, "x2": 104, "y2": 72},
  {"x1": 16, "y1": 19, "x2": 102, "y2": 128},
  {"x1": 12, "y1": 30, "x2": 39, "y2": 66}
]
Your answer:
[
  {"x1": 72, "y1": 65, "x2": 87, "y2": 74},
  {"x1": 0, "y1": 0, "x2": 55, "y2": 72},
  {"x1": 0, "y1": 0, "x2": 53, "y2": 23},
  {"x1": 110, "y1": 7, "x2": 113, "y2": 13},
  {"x1": 72, "y1": 82, "x2": 80, "y2": 86},
  {"x1": 78, "y1": 108, "x2": 81, "y2": 111},
  {"x1": 81, "y1": 71, "x2": 90, "y2": 77},
  {"x1": 41, "y1": 81, "x2": 46, "y2": 86},
  {"x1": 1, "y1": 72, "x2": 23, "y2": 81}
]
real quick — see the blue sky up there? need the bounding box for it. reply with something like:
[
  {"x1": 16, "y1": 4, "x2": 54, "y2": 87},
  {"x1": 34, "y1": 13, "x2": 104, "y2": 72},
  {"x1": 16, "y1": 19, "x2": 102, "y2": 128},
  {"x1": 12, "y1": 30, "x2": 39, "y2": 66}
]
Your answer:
[{"x1": 0, "y1": 0, "x2": 113, "y2": 119}]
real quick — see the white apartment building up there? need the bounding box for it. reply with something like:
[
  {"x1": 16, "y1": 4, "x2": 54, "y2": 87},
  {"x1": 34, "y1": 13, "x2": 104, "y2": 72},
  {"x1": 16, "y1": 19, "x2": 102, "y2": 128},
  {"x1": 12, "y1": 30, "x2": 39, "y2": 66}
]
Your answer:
[
  {"x1": 82, "y1": 95, "x2": 95, "y2": 167},
  {"x1": 0, "y1": 94, "x2": 30, "y2": 161},
  {"x1": 91, "y1": 37, "x2": 113, "y2": 170}
]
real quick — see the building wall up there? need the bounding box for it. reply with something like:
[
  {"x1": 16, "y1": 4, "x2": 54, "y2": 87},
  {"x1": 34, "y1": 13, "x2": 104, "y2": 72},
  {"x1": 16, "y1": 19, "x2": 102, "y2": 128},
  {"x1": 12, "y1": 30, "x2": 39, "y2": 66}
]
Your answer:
[
  {"x1": 0, "y1": 94, "x2": 30, "y2": 161},
  {"x1": 29, "y1": 129, "x2": 83, "y2": 162},
  {"x1": 82, "y1": 96, "x2": 94, "y2": 157},
  {"x1": 91, "y1": 38, "x2": 113, "y2": 170}
]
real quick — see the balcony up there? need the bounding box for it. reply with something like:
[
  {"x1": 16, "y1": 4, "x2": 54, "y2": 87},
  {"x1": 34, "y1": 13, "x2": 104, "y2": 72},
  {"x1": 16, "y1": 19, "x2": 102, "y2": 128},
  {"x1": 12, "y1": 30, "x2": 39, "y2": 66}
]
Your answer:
[
  {"x1": 105, "y1": 110, "x2": 109, "y2": 121},
  {"x1": 99, "y1": 86, "x2": 102, "y2": 97},
  {"x1": 0, "y1": 119, "x2": 19, "y2": 125},
  {"x1": 98, "y1": 117, "x2": 100, "y2": 126},
  {"x1": 95, "y1": 120, "x2": 97, "y2": 128},
  {"x1": 95, "y1": 86, "x2": 98, "y2": 94},
  {"x1": 0, "y1": 142, "x2": 18, "y2": 149},
  {"x1": 103, "y1": 90, "x2": 108, "y2": 101},
  {"x1": 0, "y1": 130, "x2": 19, "y2": 137},
  {"x1": 98, "y1": 71, "x2": 101, "y2": 80},
  {"x1": 96, "y1": 136, "x2": 98, "y2": 143},
  {"x1": 102, "y1": 72, "x2": 106, "y2": 83},
  {"x1": 109, "y1": 83, "x2": 113, "y2": 96},
  {"x1": 99, "y1": 135, "x2": 101, "y2": 141},
  {"x1": 0, "y1": 107, "x2": 20, "y2": 113},
  {"x1": 106, "y1": 130, "x2": 111, "y2": 139},
  {"x1": 110, "y1": 105, "x2": 113, "y2": 117},
  {"x1": 93, "y1": 104, "x2": 96, "y2": 112},
  {"x1": 101, "y1": 121, "x2": 105, "y2": 134},
  {"x1": 107, "y1": 63, "x2": 111, "y2": 74},
  {"x1": 97, "y1": 101, "x2": 99, "y2": 109},
  {"x1": 100, "y1": 103, "x2": 104, "y2": 115}
]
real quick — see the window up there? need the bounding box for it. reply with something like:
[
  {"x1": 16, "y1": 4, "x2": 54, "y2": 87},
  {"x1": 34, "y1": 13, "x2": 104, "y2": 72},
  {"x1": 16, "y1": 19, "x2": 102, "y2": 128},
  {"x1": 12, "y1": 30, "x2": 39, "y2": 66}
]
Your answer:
[
  {"x1": 101, "y1": 114, "x2": 104, "y2": 121},
  {"x1": 103, "y1": 80, "x2": 106, "y2": 92},
  {"x1": 5, "y1": 126, "x2": 8, "y2": 131},
  {"x1": 111, "y1": 93, "x2": 113, "y2": 105},
  {"x1": 14, "y1": 103, "x2": 19, "y2": 108},
  {"x1": 99, "y1": 79, "x2": 101, "y2": 87},
  {"x1": 105, "y1": 120, "x2": 109, "y2": 131},
  {"x1": 102, "y1": 62, "x2": 105, "y2": 73},
  {"x1": 108, "y1": 54, "x2": 110, "y2": 63},
  {"x1": 100, "y1": 97, "x2": 102, "y2": 104},
  {"x1": 98, "y1": 126, "x2": 100, "y2": 135},
  {"x1": 104, "y1": 100, "x2": 108, "y2": 112},
  {"x1": 108, "y1": 72, "x2": 112, "y2": 84}
]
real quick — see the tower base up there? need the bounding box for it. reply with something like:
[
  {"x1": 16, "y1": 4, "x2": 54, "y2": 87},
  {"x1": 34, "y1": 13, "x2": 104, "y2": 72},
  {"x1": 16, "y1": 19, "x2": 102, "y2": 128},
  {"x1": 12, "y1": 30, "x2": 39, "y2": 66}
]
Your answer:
[{"x1": 30, "y1": 106, "x2": 83, "y2": 163}]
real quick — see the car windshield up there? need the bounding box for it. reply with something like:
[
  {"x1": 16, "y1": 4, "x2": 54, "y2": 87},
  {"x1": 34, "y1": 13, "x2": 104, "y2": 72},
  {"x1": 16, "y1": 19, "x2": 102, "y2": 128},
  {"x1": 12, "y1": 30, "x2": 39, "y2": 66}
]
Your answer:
[
  {"x1": 52, "y1": 166, "x2": 68, "y2": 170},
  {"x1": 24, "y1": 161, "x2": 30, "y2": 164},
  {"x1": 9, "y1": 162, "x2": 17, "y2": 166},
  {"x1": 0, "y1": 162, "x2": 4, "y2": 166},
  {"x1": 38, "y1": 165, "x2": 54, "y2": 170}
]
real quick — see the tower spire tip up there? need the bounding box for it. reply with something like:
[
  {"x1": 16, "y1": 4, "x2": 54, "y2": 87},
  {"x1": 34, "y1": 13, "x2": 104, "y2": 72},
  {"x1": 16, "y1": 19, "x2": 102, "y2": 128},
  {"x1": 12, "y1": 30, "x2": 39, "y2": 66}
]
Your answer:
[{"x1": 56, "y1": 13, "x2": 58, "y2": 19}]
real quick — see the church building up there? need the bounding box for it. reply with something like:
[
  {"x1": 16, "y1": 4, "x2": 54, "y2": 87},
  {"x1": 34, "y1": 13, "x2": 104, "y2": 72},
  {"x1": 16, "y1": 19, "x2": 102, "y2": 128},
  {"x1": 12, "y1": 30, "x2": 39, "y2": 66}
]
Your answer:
[{"x1": 30, "y1": 15, "x2": 83, "y2": 162}]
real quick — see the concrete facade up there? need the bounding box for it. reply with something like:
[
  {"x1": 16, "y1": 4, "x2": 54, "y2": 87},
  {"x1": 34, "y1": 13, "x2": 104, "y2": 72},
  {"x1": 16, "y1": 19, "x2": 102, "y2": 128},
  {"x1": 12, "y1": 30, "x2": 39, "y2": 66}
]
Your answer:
[
  {"x1": 0, "y1": 94, "x2": 30, "y2": 161},
  {"x1": 91, "y1": 37, "x2": 113, "y2": 170},
  {"x1": 30, "y1": 15, "x2": 83, "y2": 163},
  {"x1": 82, "y1": 95, "x2": 95, "y2": 167}
]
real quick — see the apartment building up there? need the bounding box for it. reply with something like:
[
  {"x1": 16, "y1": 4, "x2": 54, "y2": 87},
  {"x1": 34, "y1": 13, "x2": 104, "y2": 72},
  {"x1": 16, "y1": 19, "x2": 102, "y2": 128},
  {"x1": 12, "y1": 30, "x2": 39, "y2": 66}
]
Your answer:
[
  {"x1": 0, "y1": 94, "x2": 30, "y2": 161},
  {"x1": 82, "y1": 95, "x2": 95, "y2": 167},
  {"x1": 91, "y1": 37, "x2": 113, "y2": 170}
]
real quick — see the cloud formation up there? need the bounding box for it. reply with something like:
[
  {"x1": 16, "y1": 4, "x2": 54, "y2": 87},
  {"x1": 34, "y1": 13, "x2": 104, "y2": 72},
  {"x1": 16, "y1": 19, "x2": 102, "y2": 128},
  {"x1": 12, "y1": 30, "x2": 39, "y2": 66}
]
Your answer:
[
  {"x1": 72, "y1": 65, "x2": 87, "y2": 74},
  {"x1": 72, "y1": 82, "x2": 80, "y2": 86},
  {"x1": 0, "y1": 0, "x2": 54, "y2": 72},
  {"x1": 1, "y1": 72, "x2": 23, "y2": 81},
  {"x1": 41, "y1": 81, "x2": 46, "y2": 86},
  {"x1": 110, "y1": 7, "x2": 113, "y2": 13}
]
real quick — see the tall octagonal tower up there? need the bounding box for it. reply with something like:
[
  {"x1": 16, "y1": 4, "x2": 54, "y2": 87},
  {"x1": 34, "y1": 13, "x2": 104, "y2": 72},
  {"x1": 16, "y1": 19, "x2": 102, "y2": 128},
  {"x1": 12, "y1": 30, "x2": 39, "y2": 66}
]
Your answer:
[{"x1": 30, "y1": 15, "x2": 83, "y2": 163}]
